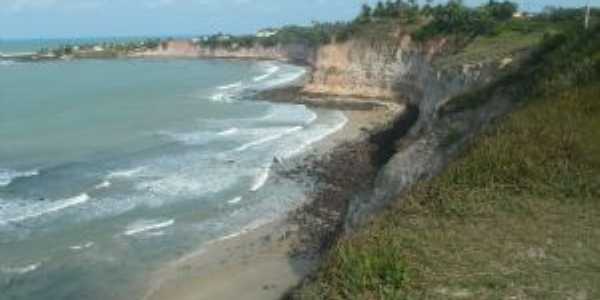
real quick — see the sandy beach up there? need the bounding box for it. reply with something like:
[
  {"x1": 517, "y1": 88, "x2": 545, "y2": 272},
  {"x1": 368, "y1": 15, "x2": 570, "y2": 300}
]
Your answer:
[{"x1": 142, "y1": 88, "x2": 405, "y2": 300}]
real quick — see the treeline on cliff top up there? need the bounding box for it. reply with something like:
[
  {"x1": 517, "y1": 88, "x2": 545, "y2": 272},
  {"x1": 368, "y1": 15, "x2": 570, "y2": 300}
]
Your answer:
[
  {"x1": 40, "y1": 38, "x2": 162, "y2": 58},
  {"x1": 199, "y1": 0, "x2": 598, "y2": 49},
  {"x1": 43, "y1": 1, "x2": 596, "y2": 58},
  {"x1": 291, "y1": 18, "x2": 600, "y2": 300}
]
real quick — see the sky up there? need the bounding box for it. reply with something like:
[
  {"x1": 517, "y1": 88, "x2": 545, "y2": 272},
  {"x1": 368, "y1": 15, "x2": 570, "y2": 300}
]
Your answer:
[{"x1": 0, "y1": 0, "x2": 597, "y2": 39}]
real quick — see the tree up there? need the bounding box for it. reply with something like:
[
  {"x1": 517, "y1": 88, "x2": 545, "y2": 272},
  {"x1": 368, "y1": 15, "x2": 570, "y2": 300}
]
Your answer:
[
  {"x1": 485, "y1": 0, "x2": 518, "y2": 21},
  {"x1": 357, "y1": 4, "x2": 372, "y2": 23},
  {"x1": 585, "y1": 0, "x2": 591, "y2": 29},
  {"x1": 405, "y1": 0, "x2": 420, "y2": 23},
  {"x1": 385, "y1": 0, "x2": 399, "y2": 18},
  {"x1": 422, "y1": 0, "x2": 435, "y2": 16},
  {"x1": 373, "y1": 1, "x2": 386, "y2": 18},
  {"x1": 64, "y1": 45, "x2": 73, "y2": 55}
]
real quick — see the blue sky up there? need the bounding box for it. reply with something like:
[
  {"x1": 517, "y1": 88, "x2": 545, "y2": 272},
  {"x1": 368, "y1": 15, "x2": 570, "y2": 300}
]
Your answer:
[{"x1": 0, "y1": 0, "x2": 597, "y2": 39}]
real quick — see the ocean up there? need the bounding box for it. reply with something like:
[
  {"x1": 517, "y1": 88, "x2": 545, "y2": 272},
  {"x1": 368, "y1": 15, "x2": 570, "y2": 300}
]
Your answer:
[{"x1": 0, "y1": 41, "x2": 347, "y2": 299}]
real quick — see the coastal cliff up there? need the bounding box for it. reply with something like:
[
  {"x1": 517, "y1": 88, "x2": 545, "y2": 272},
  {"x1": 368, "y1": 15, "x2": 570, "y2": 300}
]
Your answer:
[
  {"x1": 133, "y1": 40, "x2": 315, "y2": 63},
  {"x1": 140, "y1": 37, "x2": 517, "y2": 228},
  {"x1": 294, "y1": 35, "x2": 512, "y2": 227}
]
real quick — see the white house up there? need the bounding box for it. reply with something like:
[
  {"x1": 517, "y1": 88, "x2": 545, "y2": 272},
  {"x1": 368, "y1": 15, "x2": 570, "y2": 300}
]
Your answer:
[
  {"x1": 217, "y1": 34, "x2": 232, "y2": 41},
  {"x1": 256, "y1": 29, "x2": 279, "y2": 38},
  {"x1": 513, "y1": 11, "x2": 527, "y2": 19}
]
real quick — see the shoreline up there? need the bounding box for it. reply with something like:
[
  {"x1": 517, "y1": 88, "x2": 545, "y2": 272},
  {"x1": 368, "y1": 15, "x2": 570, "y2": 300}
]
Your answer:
[
  {"x1": 4, "y1": 52, "x2": 407, "y2": 299},
  {"x1": 143, "y1": 83, "x2": 406, "y2": 300}
]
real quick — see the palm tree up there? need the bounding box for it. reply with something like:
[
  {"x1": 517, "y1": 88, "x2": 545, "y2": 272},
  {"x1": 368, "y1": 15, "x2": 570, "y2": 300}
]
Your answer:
[{"x1": 585, "y1": 0, "x2": 591, "y2": 29}]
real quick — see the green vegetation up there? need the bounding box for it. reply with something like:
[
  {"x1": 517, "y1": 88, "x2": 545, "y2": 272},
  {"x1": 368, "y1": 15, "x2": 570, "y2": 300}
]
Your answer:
[
  {"x1": 442, "y1": 20, "x2": 600, "y2": 115},
  {"x1": 181, "y1": 1, "x2": 529, "y2": 50},
  {"x1": 196, "y1": 1, "x2": 597, "y2": 72},
  {"x1": 413, "y1": 0, "x2": 517, "y2": 40},
  {"x1": 199, "y1": 23, "x2": 348, "y2": 49},
  {"x1": 37, "y1": 38, "x2": 161, "y2": 58},
  {"x1": 293, "y1": 15, "x2": 600, "y2": 300},
  {"x1": 36, "y1": 1, "x2": 598, "y2": 68}
]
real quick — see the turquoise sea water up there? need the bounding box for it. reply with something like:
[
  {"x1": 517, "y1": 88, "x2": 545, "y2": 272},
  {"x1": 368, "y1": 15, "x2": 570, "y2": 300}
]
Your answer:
[{"x1": 0, "y1": 45, "x2": 346, "y2": 299}]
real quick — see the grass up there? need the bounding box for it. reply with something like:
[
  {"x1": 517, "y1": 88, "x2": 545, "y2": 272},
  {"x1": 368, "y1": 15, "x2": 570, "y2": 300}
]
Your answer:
[
  {"x1": 293, "y1": 79, "x2": 600, "y2": 299},
  {"x1": 440, "y1": 22, "x2": 600, "y2": 117},
  {"x1": 434, "y1": 29, "x2": 543, "y2": 69}
]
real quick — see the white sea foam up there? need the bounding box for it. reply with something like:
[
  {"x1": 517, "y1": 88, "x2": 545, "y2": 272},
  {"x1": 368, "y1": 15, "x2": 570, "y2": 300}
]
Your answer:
[
  {"x1": 257, "y1": 104, "x2": 314, "y2": 124},
  {"x1": 279, "y1": 111, "x2": 348, "y2": 159},
  {"x1": 107, "y1": 167, "x2": 146, "y2": 179},
  {"x1": 69, "y1": 242, "x2": 94, "y2": 251},
  {"x1": 217, "y1": 127, "x2": 239, "y2": 136},
  {"x1": 253, "y1": 64, "x2": 280, "y2": 82},
  {"x1": 217, "y1": 81, "x2": 243, "y2": 90},
  {"x1": 305, "y1": 110, "x2": 318, "y2": 125},
  {"x1": 124, "y1": 219, "x2": 175, "y2": 236},
  {"x1": 235, "y1": 126, "x2": 303, "y2": 152},
  {"x1": 0, "y1": 168, "x2": 39, "y2": 187},
  {"x1": 250, "y1": 164, "x2": 271, "y2": 192},
  {"x1": 210, "y1": 92, "x2": 234, "y2": 103},
  {"x1": 217, "y1": 218, "x2": 271, "y2": 242},
  {"x1": 0, "y1": 193, "x2": 91, "y2": 225},
  {"x1": 95, "y1": 181, "x2": 111, "y2": 189},
  {"x1": 139, "y1": 175, "x2": 217, "y2": 197},
  {"x1": 159, "y1": 130, "x2": 215, "y2": 145},
  {"x1": 1, "y1": 263, "x2": 41, "y2": 275},
  {"x1": 227, "y1": 196, "x2": 243, "y2": 205},
  {"x1": 135, "y1": 162, "x2": 245, "y2": 201},
  {"x1": 260, "y1": 68, "x2": 307, "y2": 89}
]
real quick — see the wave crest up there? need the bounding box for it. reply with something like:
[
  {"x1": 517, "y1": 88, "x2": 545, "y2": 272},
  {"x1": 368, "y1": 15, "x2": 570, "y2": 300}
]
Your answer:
[
  {"x1": 0, "y1": 168, "x2": 39, "y2": 187},
  {"x1": 124, "y1": 219, "x2": 175, "y2": 236},
  {"x1": 0, "y1": 193, "x2": 91, "y2": 226}
]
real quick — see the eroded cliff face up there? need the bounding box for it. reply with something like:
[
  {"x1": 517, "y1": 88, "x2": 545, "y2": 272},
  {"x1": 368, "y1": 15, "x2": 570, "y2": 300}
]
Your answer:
[
  {"x1": 338, "y1": 38, "x2": 515, "y2": 228},
  {"x1": 304, "y1": 35, "x2": 500, "y2": 125},
  {"x1": 300, "y1": 34, "x2": 514, "y2": 228},
  {"x1": 302, "y1": 39, "x2": 410, "y2": 99}
]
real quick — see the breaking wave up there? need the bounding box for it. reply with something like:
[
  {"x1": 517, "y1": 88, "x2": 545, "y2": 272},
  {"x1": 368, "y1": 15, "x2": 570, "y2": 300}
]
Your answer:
[
  {"x1": 253, "y1": 64, "x2": 280, "y2": 82},
  {"x1": 107, "y1": 167, "x2": 146, "y2": 179},
  {"x1": 217, "y1": 81, "x2": 243, "y2": 90},
  {"x1": 235, "y1": 126, "x2": 303, "y2": 152},
  {"x1": 227, "y1": 196, "x2": 243, "y2": 205},
  {"x1": 0, "y1": 193, "x2": 91, "y2": 225},
  {"x1": 69, "y1": 242, "x2": 95, "y2": 251},
  {"x1": 0, "y1": 168, "x2": 39, "y2": 187},
  {"x1": 1, "y1": 263, "x2": 41, "y2": 275},
  {"x1": 217, "y1": 127, "x2": 239, "y2": 136},
  {"x1": 124, "y1": 219, "x2": 175, "y2": 236},
  {"x1": 250, "y1": 164, "x2": 271, "y2": 192}
]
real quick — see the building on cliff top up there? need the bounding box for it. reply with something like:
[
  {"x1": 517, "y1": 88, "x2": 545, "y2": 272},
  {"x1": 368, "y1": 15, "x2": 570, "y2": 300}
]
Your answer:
[{"x1": 256, "y1": 29, "x2": 279, "y2": 38}]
